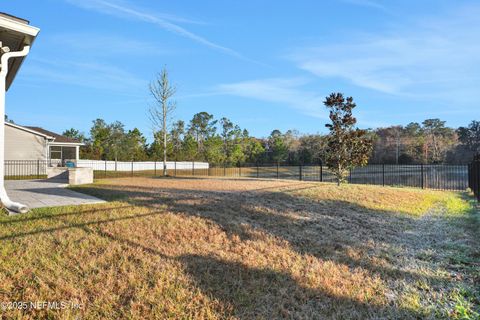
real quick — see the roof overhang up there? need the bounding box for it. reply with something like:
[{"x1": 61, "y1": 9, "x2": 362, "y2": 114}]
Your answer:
[
  {"x1": 5, "y1": 121, "x2": 53, "y2": 139},
  {"x1": 5, "y1": 122, "x2": 84, "y2": 146},
  {"x1": 49, "y1": 141, "x2": 85, "y2": 147},
  {"x1": 0, "y1": 13, "x2": 40, "y2": 91}
]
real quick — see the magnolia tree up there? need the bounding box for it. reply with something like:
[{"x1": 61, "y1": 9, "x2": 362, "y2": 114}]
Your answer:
[{"x1": 324, "y1": 93, "x2": 372, "y2": 185}]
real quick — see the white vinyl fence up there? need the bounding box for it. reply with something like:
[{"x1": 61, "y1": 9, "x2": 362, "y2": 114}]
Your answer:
[{"x1": 77, "y1": 160, "x2": 209, "y2": 171}]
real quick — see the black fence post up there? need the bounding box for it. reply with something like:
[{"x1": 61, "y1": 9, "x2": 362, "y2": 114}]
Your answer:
[
  {"x1": 131, "y1": 160, "x2": 134, "y2": 177},
  {"x1": 276, "y1": 162, "x2": 279, "y2": 179},
  {"x1": 382, "y1": 164, "x2": 385, "y2": 186},
  {"x1": 104, "y1": 160, "x2": 107, "y2": 178},
  {"x1": 468, "y1": 163, "x2": 471, "y2": 191},
  {"x1": 256, "y1": 163, "x2": 259, "y2": 178},
  {"x1": 468, "y1": 162, "x2": 473, "y2": 197},
  {"x1": 299, "y1": 164, "x2": 303, "y2": 181},
  {"x1": 174, "y1": 161, "x2": 177, "y2": 177},
  {"x1": 476, "y1": 160, "x2": 480, "y2": 201},
  {"x1": 224, "y1": 163, "x2": 226, "y2": 177},
  {"x1": 239, "y1": 163, "x2": 242, "y2": 177},
  {"x1": 154, "y1": 161, "x2": 157, "y2": 176},
  {"x1": 470, "y1": 155, "x2": 480, "y2": 201},
  {"x1": 192, "y1": 161, "x2": 195, "y2": 176},
  {"x1": 320, "y1": 162, "x2": 323, "y2": 182},
  {"x1": 474, "y1": 163, "x2": 477, "y2": 200},
  {"x1": 473, "y1": 162, "x2": 476, "y2": 199},
  {"x1": 421, "y1": 164, "x2": 424, "y2": 189},
  {"x1": 349, "y1": 168, "x2": 352, "y2": 183}
]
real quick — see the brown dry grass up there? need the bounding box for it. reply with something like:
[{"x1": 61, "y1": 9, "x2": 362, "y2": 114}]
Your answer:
[{"x1": 0, "y1": 177, "x2": 478, "y2": 319}]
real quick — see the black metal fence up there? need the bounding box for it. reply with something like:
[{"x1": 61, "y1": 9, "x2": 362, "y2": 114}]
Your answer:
[
  {"x1": 468, "y1": 156, "x2": 480, "y2": 201},
  {"x1": 202, "y1": 163, "x2": 468, "y2": 191},
  {"x1": 4, "y1": 160, "x2": 48, "y2": 180},
  {"x1": 2, "y1": 160, "x2": 471, "y2": 192},
  {"x1": 89, "y1": 161, "x2": 469, "y2": 191}
]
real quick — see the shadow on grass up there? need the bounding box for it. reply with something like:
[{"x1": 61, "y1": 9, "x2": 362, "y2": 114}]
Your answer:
[
  {"x1": 66, "y1": 183, "x2": 448, "y2": 283},
  {"x1": 0, "y1": 208, "x2": 165, "y2": 241},
  {"x1": 76, "y1": 224, "x2": 415, "y2": 319},
  {"x1": 1, "y1": 181, "x2": 477, "y2": 318},
  {"x1": 0, "y1": 205, "x2": 135, "y2": 226},
  {"x1": 178, "y1": 253, "x2": 397, "y2": 319}
]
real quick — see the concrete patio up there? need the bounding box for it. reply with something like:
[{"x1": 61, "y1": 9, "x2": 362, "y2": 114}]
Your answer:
[{"x1": 5, "y1": 179, "x2": 105, "y2": 210}]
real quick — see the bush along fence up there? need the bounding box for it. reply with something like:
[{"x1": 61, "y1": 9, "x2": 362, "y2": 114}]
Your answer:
[
  {"x1": 468, "y1": 155, "x2": 480, "y2": 201},
  {"x1": 3, "y1": 160, "x2": 471, "y2": 192}
]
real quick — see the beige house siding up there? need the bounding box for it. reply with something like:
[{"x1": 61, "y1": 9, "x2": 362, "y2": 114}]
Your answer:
[{"x1": 5, "y1": 125, "x2": 46, "y2": 160}]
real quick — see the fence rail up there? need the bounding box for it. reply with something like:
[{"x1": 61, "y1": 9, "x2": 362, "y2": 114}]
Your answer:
[{"x1": 2, "y1": 160, "x2": 472, "y2": 192}]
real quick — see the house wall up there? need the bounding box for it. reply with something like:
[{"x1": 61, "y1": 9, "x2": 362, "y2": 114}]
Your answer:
[{"x1": 5, "y1": 125, "x2": 46, "y2": 160}]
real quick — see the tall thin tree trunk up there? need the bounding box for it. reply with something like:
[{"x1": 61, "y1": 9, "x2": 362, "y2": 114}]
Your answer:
[
  {"x1": 149, "y1": 68, "x2": 176, "y2": 177},
  {"x1": 163, "y1": 101, "x2": 167, "y2": 176}
]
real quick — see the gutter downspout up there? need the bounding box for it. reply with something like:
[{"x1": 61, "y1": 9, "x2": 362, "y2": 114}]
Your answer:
[{"x1": 0, "y1": 45, "x2": 30, "y2": 214}]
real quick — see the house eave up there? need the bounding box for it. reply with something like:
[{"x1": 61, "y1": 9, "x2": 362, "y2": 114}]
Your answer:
[
  {"x1": 5, "y1": 122, "x2": 54, "y2": 139},
  {"x1": 48, "y1": 141, "x2": 85, "y2": 146},
  {"x1": 0, "y1": 15, "x2": 39, "y2": 37},
  {"x1": 5, "y1": 122, "x2": 83, "y2": 145},
  {"x1": 0, "y1": 14, "x2": 40, "y2": 91}
]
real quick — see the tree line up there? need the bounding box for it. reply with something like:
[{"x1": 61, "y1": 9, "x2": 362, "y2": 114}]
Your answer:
[
  {"x1": 370, "y1": 119, "x2": 479, "y2": 164},
  {"x1": 63, "y1": 116, "x2": 479, "y2": 166},
  {"x1": 62, "y1": 68, "x2": 479, "y2": 167},
  {"x1": 63, "y1": 114, "x2": 266, "y2": 165}
]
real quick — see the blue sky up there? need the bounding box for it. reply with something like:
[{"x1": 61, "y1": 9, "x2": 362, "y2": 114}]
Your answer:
[{"x1": 3, "y1": 0, "x2": 480, "y2": 140}]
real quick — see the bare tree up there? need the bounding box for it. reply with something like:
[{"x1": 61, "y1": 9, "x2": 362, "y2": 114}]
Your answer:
[{"x1": 149, "y1": 68, "x2": 176, "y2": 176}]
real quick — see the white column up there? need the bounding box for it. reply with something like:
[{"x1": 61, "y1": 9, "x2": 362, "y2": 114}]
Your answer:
[{"x1": 75, "y1": 145, "x2": 80, "y2": 163}]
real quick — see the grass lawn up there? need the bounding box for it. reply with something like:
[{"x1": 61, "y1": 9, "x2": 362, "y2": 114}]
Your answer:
[{"x1": 0, "y1": 177, "x2": 478, "y2": 319}]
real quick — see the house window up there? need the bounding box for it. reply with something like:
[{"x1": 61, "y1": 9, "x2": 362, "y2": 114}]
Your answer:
[
  {"x1": 62, "y1": 147, "x2": 76, "y2": 160},
  {"x1": 49, "y1": 146, "x2": 76, "y2": 160},
  {"x1": 50, "y1": 146, "x2": 62, "y2": 159}
]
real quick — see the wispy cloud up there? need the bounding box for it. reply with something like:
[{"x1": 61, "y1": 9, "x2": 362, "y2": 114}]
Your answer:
[
  {"x1": 215, "y1": 78, "x2": 328, "y2": 119},
  {"x1": 288, "y1": 4, "x2": 480, "y2": 100},
  {"x1": 214, "y1": 77, "x2": 390, "y2": 127},
  {"x1": 20, "y1": 32, "x2": 160, "y2": 94},
  {"x1": 340, "y1": 0, "x2": 389, "y2": 11},
  {"x1": 65, "y1": 0, "x2": 252, "y2": 62},
  {"x1": 49, "y1": 33, "x2": 170, "y2": 57},
  {"x1": 23, "y1": 58, "x2": 147, "y2": 94}
]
